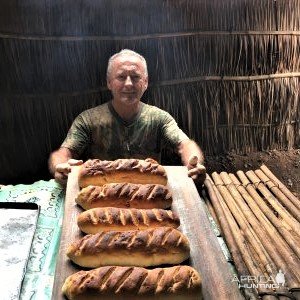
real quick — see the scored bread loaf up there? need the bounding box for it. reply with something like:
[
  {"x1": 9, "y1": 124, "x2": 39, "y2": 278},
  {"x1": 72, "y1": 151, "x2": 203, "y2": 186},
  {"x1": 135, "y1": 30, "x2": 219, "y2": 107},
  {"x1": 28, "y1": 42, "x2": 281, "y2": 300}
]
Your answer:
[
  {"x1": 78, "y1": 158, "x2": 168, "y2": 188},
  {"x1": 77, "y1": 207, "x2": 180, "y2": 234},
  {"x1": 75, "y1": 183, "x2": 172, "y2": 210},
  {"x1": 62, "y1": 265, "x2": 202, "y2": 300},
  {"x1": 67, "y1": 227, "x2": 190, "y2": 268}
]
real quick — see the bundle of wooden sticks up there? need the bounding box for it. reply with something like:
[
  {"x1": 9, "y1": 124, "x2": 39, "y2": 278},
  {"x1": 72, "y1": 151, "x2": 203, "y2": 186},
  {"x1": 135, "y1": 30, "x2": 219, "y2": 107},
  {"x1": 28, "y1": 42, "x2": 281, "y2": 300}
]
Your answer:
[{"x1": 203, "y1": 164, "x2": 300, "y2": 300}]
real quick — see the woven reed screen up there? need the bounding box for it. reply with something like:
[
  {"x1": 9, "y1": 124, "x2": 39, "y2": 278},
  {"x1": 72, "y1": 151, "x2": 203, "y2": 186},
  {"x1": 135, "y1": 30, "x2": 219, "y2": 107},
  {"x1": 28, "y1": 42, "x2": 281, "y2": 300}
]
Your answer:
[{"x1": 0, "y1": 0, "x2": 299, "y2": 183}]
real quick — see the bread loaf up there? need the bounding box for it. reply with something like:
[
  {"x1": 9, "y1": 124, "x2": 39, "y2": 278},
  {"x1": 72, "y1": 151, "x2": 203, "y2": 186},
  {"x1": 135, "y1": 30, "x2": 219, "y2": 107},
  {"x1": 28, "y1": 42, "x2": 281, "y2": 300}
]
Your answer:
[
  {"x1": 77, "y1": 207, "x2": 180, "y2": 234},
  {"x1": 75, "y1": 183, "x2": 172, "y2": 210},
  {"x1": 62, "y1": 265, "x2": 202, "y2": 300},
  {"x1": 78, "y1": 158, "x2": 168, "y2": 188},
  {"x1": 67, "y1": 227, "x2": 190, "y2": 268}
]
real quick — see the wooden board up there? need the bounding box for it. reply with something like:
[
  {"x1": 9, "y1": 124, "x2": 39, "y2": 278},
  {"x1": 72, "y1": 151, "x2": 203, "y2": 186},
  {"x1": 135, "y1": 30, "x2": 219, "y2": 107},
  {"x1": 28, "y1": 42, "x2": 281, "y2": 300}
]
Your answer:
[{"x1": 52, "y1": 166, "x2": 244, "y2": 300}]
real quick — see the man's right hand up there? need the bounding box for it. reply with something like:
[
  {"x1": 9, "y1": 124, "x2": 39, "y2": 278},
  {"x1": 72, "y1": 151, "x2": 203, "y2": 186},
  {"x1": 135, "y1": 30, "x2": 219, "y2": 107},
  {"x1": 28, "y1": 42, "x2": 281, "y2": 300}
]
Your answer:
[{"x1": 54, "y1": 159, "x2": 83, "y2": 185}]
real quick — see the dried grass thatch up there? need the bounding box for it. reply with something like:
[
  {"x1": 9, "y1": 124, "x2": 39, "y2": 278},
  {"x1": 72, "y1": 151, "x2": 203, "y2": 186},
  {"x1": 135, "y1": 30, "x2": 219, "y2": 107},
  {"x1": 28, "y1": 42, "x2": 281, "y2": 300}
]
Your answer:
[{"x1": 0, "y1": 0, "x2": 299, "y2": 182}]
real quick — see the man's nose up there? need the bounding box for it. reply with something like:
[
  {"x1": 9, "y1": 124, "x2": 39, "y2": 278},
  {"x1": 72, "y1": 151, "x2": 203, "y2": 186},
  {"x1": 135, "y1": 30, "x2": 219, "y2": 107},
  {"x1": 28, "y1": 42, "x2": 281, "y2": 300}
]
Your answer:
[{"x1": 124, "y1": 76, "x2": 133, "y2": 86}]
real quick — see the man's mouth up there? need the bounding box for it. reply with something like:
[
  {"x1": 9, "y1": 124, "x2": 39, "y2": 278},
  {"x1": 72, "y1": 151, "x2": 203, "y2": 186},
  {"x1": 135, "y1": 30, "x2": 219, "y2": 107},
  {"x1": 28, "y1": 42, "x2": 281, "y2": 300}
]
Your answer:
[{"x1": 121, "y1": 92, "x2": 136, "y2": 96}]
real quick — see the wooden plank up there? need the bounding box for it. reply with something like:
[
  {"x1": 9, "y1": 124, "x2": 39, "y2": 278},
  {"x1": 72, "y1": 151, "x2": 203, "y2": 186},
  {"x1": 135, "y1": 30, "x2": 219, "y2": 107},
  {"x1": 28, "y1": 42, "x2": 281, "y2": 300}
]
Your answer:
[
  {"x1": 52, "y1": 166, "x2": 82, "y2": 300},
  {"x1": 52, "y1": 165, "x2": 243, "y2": 300},
  {"x1": 165, "y1": 166, "x2": 243, "y2": 300}
]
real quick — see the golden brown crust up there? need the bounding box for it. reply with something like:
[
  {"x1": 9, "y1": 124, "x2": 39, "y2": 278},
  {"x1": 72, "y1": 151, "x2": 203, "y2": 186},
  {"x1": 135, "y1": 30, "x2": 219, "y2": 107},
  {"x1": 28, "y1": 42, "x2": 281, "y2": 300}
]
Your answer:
[
  {"x1": 67, "y1": 227, "x2": 190, "y2": 268},
  {"x1": 62, "y1": 265, "x2": 202, "y2": 300},
  {"x1": 75, "y1": 183, "x2": 172, "y2": 210},
  {"x1": 78, "y1": 158, "x2": 168, "y2": 187},
  {"x1": 77, "y1": 207, "x2": 180, "y2": 234}
]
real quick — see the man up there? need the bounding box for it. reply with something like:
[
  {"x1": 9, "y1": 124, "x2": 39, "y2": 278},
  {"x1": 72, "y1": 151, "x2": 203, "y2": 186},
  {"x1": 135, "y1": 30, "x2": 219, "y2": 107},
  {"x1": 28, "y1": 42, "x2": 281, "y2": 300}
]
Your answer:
[{"x1": 49, "y1": 49, "x2": 206, "y2": 185}]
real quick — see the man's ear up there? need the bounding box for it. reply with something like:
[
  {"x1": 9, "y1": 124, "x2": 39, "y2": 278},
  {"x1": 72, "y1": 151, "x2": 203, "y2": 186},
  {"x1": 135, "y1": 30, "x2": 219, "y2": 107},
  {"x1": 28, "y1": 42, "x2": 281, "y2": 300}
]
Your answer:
[
  {"x1": 144, "y1": 76, "x2": 149, "y2": 91},
  {"x1": 107, "y1": 78, "x2": 112, "y2": 90}
]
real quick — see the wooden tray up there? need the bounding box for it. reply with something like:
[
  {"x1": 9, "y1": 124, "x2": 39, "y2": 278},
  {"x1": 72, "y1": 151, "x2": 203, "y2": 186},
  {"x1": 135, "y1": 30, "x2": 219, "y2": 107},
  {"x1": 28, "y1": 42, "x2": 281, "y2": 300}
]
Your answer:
[{"x1": 52, "y1": 166, "x2": 243, "y2": 300}]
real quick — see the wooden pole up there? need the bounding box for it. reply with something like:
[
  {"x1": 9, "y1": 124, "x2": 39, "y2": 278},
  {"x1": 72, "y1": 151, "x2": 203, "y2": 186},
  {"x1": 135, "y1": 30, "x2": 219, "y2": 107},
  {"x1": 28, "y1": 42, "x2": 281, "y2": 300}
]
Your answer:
[
  {"x1": 212, "y1": 173, "x2": 278, "y2": 281},
  {"x1": 245, "y1": 170, "x2": 300, "y2": 234},
  {"x1": 215, "y1": 173, "x2": 277, "y2": 273},
  {"x1": 236, "y1": 171, "x2": 300, "y2": 296},
  {"x1": 223, "y1": 172, "x2": 300, "y2": 264},
  {"x1": 205, "y1": 177, "x2": 260, "y2": 298},
  {"x1": 211, "y1": 176, "x2": 280, "y2": 297},
  {"x1": 213, "y1": 172, "x2": 300, "y2": 289},
  {"x1": 254, "y1": 169, "x2": 300, "y2": 222},
  {"x1": 260, "y1": 164, "x2": 300, "y2": 209},
  {"x1": 245, "y1": 238, "x2": 269, "y2": 278},
  {"x1": 229, "y1": 173, "x2": 300, "y2": 260},
  {"x1": 206, "y1": 176, "x2": 294, "y2": 299},
  {"x1": 220, "y1": 172, "x2": 300, "y2": 283},
  {"x1": 235, "y1": 171, "x2": 300, "y2": 258}
]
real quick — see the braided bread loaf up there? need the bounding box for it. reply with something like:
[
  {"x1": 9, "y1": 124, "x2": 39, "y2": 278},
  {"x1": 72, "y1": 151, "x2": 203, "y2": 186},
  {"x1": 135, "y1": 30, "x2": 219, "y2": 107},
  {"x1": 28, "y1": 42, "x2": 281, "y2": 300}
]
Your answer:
[
  {"x1": 75, "y1": 183, "x2": 172, "y2": 210},
  {"x1": 62, "y1": 265, "x2": 202, "y2": 300},
  {"x1": 78, "y1": 158, "x2": 168, "y2": 188},
  {"x1": 77, "y1": 207, "x2": 180, "y2": 234},
  {"x1": 67, "y1": 227, "x2": 190, "y2": 268}
]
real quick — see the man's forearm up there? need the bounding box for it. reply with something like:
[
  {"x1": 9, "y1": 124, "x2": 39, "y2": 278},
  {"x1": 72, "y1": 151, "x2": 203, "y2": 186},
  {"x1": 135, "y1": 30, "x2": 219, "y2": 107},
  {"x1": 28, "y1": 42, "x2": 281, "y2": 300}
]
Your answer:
[
  {"x1": 178, "y1": 139, "x2": 205, "y2": 166},
  {"x1": 48, "y1": 147, "x2": 73, "y2": 175}
]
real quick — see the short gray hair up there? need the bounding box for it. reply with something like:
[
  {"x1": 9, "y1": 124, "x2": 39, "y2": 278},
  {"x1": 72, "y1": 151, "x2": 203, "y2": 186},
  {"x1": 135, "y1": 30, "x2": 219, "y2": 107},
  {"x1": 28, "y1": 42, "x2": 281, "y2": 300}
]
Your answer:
[{"x1": 107, "y1": 49, "x2": 148, "y2": 78}]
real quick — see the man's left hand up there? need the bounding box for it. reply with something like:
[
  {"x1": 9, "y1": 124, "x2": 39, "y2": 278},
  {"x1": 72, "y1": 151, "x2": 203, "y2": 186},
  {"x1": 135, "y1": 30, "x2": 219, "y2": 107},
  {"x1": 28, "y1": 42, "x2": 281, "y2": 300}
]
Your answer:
[{"x1": 187, "y1": 155, "x2": 206, "y2": 185}]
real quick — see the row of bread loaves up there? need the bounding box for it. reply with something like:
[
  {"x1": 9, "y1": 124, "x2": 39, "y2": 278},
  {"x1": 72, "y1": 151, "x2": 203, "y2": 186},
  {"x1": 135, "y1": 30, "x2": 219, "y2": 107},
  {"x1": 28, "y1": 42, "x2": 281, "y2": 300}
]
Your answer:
[{"x1": 62, "y1": 159, "x2": 202, "y2": 299}]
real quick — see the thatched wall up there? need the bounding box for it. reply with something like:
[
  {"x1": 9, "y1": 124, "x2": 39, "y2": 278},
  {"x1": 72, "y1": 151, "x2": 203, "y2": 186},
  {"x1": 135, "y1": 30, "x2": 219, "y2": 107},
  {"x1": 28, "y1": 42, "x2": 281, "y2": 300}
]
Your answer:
[{"x1": 0, "y1": 0, "x2": 299, "y2": 184}]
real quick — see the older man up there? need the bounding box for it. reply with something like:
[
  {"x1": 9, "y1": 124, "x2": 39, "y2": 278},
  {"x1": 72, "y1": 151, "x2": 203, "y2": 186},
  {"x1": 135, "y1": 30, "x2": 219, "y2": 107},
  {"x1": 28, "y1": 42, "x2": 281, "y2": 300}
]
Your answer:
[{"x1": 49, "y1": 49, "x2": 206, "y2": 185}]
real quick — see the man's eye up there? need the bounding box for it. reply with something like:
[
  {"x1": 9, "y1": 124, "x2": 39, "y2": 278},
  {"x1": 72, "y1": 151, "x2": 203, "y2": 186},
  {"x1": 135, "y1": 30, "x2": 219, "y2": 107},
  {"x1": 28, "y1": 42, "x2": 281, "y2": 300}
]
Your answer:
[
  {"x1": 131, "y1": 76, "x2": 141, "y2": 81},
  {"x1": 117, "y1": 75, "x2": 126, "y2": 80}
]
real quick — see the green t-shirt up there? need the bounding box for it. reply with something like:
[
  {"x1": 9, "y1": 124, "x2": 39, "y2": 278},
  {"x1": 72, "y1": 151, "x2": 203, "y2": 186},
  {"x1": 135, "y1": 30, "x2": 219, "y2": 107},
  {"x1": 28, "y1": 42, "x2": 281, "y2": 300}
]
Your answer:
[{"x1": 61, "y1": 101, "x2": 188, "y2": 162}]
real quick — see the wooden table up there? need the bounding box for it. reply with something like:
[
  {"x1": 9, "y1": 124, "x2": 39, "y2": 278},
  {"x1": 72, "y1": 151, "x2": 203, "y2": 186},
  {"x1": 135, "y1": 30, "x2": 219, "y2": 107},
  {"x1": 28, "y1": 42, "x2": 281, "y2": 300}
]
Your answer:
[{"x1": 52, "y1": 166, "x2": 243, "y2": 300}]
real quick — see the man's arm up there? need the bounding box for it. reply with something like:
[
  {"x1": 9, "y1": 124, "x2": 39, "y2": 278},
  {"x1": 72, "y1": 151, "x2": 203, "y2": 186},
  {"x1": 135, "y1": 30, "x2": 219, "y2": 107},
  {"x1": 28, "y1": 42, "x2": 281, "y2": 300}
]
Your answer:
[
  {"x1": 48, "y1": 147, "x2": 82, "y2": 185},
  {"x1": 48, "y1": 147, "x2": 72, "y2": 175},
  {"x1": 177, "y1": 139, "x2": 206, "y2": 184}
]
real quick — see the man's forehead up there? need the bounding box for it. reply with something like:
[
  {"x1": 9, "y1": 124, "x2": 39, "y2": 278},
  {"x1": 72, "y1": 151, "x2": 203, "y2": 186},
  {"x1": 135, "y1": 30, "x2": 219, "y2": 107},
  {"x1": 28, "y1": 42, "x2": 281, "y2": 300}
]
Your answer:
[
  {"x1": 113, "y1": 55, "x2": 144, "y2": 69},
  {"x1": 115, "y1": 64, "x2": 142, "y2": 74}
]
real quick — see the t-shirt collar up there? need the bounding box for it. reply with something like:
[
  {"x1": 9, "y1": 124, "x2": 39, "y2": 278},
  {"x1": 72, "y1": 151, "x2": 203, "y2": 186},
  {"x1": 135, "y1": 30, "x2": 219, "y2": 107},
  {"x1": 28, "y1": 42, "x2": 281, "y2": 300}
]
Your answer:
[{"x1": 108, "y1": 101, "x2": 144, "y2": 127}]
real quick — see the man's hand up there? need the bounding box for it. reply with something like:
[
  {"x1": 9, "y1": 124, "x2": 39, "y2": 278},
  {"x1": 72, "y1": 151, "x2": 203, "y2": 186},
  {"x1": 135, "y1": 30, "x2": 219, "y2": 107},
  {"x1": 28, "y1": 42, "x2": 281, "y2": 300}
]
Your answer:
[
  {"x1": 187, "y1": 155, "x2": 206, "y2": 185},
  {"x1": 177, "y1": 139, "x2": 206, "y2": 185},
  {"x1": 54, "y1": 159, "x2": 83, "y2": 185}
]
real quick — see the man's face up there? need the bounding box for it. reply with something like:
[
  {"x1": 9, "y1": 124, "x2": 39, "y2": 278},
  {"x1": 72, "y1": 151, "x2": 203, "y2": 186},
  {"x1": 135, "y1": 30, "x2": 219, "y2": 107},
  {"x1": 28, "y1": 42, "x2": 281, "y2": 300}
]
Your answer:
[{"x1": 107, "y1": 55, "x2": 148, "y2": 106}]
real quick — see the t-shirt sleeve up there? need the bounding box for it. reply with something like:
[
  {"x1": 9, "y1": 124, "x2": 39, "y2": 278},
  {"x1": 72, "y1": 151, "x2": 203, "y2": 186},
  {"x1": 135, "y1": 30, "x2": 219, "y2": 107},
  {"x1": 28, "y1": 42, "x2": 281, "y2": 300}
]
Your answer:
[
  {"x1": 61, "y1": 113, "x2": 91, "y2": 157},
  {"x1": 161, "y1": 112, "x2": 189, "y2": 147}
]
